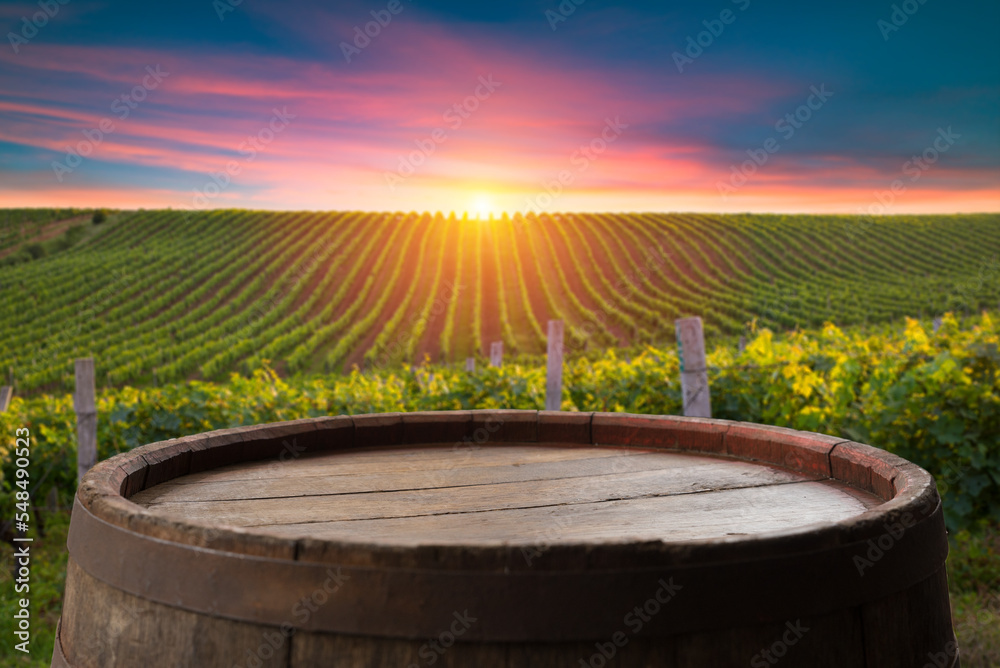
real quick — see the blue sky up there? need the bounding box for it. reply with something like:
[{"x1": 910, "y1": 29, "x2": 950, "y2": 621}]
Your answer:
[{"x1": 0, "y1": 0, "x2": 997, "y2": 213}]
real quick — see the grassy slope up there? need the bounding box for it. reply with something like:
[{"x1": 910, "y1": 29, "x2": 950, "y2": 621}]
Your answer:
[
  {"x1": 2, "y1": 211, "x2": 998, "y2": 394},
  {"x1": 1, "y1": 314, "x2": 998, "y2": 663}
]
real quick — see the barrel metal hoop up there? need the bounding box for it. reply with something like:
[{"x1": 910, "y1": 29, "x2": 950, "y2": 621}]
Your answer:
[
  {"x1": 50, "y1": 620, "x2": 73, "y2": 668},
  {"x1": 67, "y1": 496, "x2": 948, "y2": 642}
]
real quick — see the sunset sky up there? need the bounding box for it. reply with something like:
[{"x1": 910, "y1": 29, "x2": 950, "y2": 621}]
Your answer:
[{"x1": 0, "y1": 0, "x2": 997, "y2": 215}]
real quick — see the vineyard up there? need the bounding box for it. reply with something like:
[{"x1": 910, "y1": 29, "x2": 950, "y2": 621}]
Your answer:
[
  {"x1": 2, "y1": 210, "x2": 1000, "y2": 665},
  {"x1": 4, "y1": 314, "x2": 1000, "y2": 666},
  {"x1": 1, "y1": 208, "x2": 998, "y2": 394},
  {"x1": 0, "y1": 208, "x2": 87, "y2": 256},
  {"x1": 3, "y1": 313, "x2": 998, "y2": 532}
]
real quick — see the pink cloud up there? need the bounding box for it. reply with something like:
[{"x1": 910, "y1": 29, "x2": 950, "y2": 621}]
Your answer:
[{"x1": 0, "y1": 24, "x2": 993, "y2": 214}]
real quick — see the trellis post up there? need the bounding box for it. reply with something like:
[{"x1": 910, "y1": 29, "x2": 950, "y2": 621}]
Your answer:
[
  {"x1": 545, "y1": 320, "x2": 564, "y2": 411},
  {"x1": 75, "y1": 358, "x2": 98, "y2": 484},
  {"x1": 676, "y1": 317, "x2": 711, "y2": 418}
]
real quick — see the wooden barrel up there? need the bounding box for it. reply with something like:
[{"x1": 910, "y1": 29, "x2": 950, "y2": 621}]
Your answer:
[{"x1": 53, "y1": 411, "x2": 959, "y2": 668}]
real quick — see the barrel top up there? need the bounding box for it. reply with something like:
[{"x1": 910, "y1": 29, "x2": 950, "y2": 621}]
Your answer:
[
  {"x1": 68, "y1": 412, "x2": 949, "y2": 642},
  {"x1": 77, "y1": 410, "x2": 942, "y2": 571},
  {"x1": 130, "y1": 444, "x2": 882, "y2": 546}
]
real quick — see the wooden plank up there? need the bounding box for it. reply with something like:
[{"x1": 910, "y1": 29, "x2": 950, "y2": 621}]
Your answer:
[
  {"x1": 593, "y1": 413, "x2": 728, "y2": 454},
  {"x1": 725, "y1": 422, "x2": 841, "y2": 478},
  {"x1": 860, "y1": 567, "x2": 957, "y2": 668},
  {"x1": 538, "y1": 410, "x2": 591, "y2": 443},
  {"x1": 502, "y1": 640, "x2": 673, "y2": 668},
  {"x1": 472, "y1": 409, "x2": 537, "y2": 442},
  {"x1": 676, "y1": 317, "x2": 711, "y2": 418},
  {"x1": 74, "y1": 358, "x2": 97, "y2": 484},
  {"x1": 292, "y1": 633, "x2": 507, "y2": 668},
  {"x1": 137, "y1": 458, "x2": 859, "y2": 532},
  {"x1": 402, "y1": 410, "x2": 472, "y2": 444},
  {"x1": 0, "y1": 385, "x2": 11, "y2": 413},
  {"x1": 293, "y1": 609, "x2": 867, "y2": 668},
  {"x1": 353, "y1": 412, "x2": 403, "y2": 447},
  {"x1": 53, "y1": 410, "x2": 954, "y2": 667},
  {"x1": 134, "y1": 451, "x2": 737, "y2": 504},
  {"x1": 156, "y1": 444, "x2": 636, "y2": 487},
  {"x1": 545, "y1": 319, "x2": 564, "y2": 411},
  {"x1": 254, "y1": 481, "x2": 880, "y2": 545},
  {"x1": 144, "y1": 448, "x2": 802, "y2": 501},
  {"x1": 60, "y1": 558, "x2": 290, "y2": 668},
  {"x1": 673, "y1": 607, "x2": 866, "y2": 667}
]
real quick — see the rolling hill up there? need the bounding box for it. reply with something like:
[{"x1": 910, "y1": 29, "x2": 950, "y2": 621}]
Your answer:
[{"x1": 2, "y1": 209, "x2": 997, "y2": 393}]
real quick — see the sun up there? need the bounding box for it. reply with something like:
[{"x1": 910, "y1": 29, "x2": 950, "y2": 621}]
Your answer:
[{"x1": 471, "y1": 194, "x2": 495, "y2": 220}]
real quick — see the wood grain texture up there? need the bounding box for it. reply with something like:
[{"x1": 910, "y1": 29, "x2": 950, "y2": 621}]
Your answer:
[
  {"x1": 254, "y1": 480, "x2": 879, "y2": 545},
  {"x1": 74, "y1": 358, "x2": 97, "y2": 483},
  {"x1": 134, "y1": 448, "x2": 704, "y2": 502},
  {"x1": 593, "y1": 413, "x2": 728, "y2": 454},
  {"x1": 133, "y1": 445, "x2": 879, "y2": 546},
  {"x1": 861, "y1": 567, "x2": 959, "y2": 668},
  {"x1": 60, "y1": 559, "x2": 290, "y2": 668},
  {"x1": 672, "y1": 607, "x2": 866, "y2": 668},
  {"x1": 137, "y1": 444, "x2": 635, "y2": 488},
  {"x1": 291, "y1": 605, "x2": 866, "y2": 667},
  {"x1": 675, "y1": 317, "x2": 710, "y2": 418},
  {"x1": 538, "y1": 410, "x2": 590, "y2": 443},
  {"x1": 545, "y1": 319, "x2": 563, "y2": 411},
  {"x1": 55, "y1": 412, "x2": 957, "y2": 668},
  {"x1": 489, "y1": 341, "x2": 502, "y2": 367}
]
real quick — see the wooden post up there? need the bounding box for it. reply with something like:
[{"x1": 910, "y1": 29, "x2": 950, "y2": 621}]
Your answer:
[
  {"x1": 0, "y1": 386, "x2": 11, "y2": 413},
  {"x1": 490, "y1": 341, "x2": 503, "y2": 368},
  {"x1": 932, "y1": 316, "x2": 943, "y2": 334},
  {"x1": 676, "y1": 317, "x2": 711, "y2": 418},
  {"x1": 738, "y1": 336, "x2": 747, "y2": 354},
  {"x1": 545, "y1": 320, "x2": 564, "y2": 411},
  {"x1": 74, "y1": 358, "x2": 98, "y2": 484},
  {"x1": 45, "y1": 487, "x2": 59, "y2": 512},
  {"x1": 465, "y1": 358, "x2": 476, "y2": 373}
]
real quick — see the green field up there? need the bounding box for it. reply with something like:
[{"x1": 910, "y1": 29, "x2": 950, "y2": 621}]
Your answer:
[
  {"x1": 2, "y1": 315, "x2": 999, "y2": 666},
  {"x1": 2, "y1": 209, "x2": 999, "y2": 665},
  {"x1": 0, "y1": 209, "x2": 87, "y2": 256},
  {"x1": 1, "y1": 209, "x2": 998, "y2": 394}
]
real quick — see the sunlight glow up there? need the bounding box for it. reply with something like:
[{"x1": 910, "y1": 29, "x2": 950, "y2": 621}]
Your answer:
[{"x1": 471, "y1": 195, "x2": 495, "y2": 220}]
